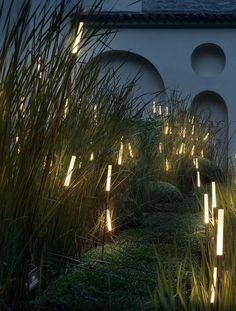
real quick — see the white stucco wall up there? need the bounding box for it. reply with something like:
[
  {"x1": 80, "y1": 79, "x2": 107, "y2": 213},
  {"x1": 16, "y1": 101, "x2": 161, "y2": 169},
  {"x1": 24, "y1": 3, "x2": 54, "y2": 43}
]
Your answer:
[{"x1": 90, "y1": 27, "x2": 236, "y2": 160}]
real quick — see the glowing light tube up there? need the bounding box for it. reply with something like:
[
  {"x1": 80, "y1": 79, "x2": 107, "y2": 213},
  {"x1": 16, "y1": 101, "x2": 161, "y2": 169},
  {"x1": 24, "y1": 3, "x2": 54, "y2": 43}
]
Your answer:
[
  {"x1": 118, "y1": 142, "x2": 123, "y2": 165},
  {"x1": 212, "y1": 181, "x2": 217, "y2": 209},
  {"x1": 197, "y1": 170, "x2": 200, "y2": 188},
  {"x1": 106, "y1": 209, "x2": 112, "y2": 231},
  {"x1": 195, "y1": 157, "x2": 199, "y2": 169},
  {"x1": 64, "y1": 155, "x2": 76, "y2": 187},
  {"x1": 216, "y1": 209, "x2": 224, "y2": 256},
  {"x1": 128, "y1": 143, "x2": 134, "y2": 158},
  {"x1": 106, "y1": 165, "x2": 112, "y2": 192},
  {"x1": 210, "y1": 267, "x2": 217, "y2": 303},
  {"x1": 72, "y1": 22, "x2": 84, "y2": 54},
  {"x1": 204, "y1": 194, "x2": 209, "y2": 224}
]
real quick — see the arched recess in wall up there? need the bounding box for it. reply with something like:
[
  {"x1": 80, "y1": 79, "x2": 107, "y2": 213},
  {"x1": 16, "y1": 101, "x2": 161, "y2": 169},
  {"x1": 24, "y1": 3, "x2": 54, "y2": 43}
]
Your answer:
[
  {"x1": 192, "y1": 91, "x2": 228, "y2": 168},
  {"x1": 94, "y1": 50, "x2": 165, "y2": 111}
]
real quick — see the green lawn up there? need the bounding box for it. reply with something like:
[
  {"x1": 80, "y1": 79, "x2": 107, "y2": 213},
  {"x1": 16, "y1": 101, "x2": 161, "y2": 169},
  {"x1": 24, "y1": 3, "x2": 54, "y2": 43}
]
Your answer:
[{"x1": 27, "y1": 196, "x2": 201, "y2": 311}]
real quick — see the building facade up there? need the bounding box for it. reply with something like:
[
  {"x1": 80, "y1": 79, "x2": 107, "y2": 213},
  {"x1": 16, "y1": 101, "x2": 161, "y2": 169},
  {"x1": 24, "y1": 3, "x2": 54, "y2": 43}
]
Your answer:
[{"x1": 82, "y1": 0, "x2": 236, "y2": 164}]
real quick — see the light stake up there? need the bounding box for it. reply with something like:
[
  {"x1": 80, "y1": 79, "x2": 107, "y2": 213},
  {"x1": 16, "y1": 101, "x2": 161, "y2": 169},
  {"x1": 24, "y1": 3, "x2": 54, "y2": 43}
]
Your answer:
[
  {"x1": 210, "y1": 267, "x2": 217, "y2": 304},
  {"x1": 212, "y1": 181, "x2": 217, "y2": 220},
  {"x1": 105, "y1": 165, "x2": 112, "y2": 192},
  {"x1": 128, "y1": 143, "x2": 134, "y2": 158},
  {"x1": 216, "y1": 209, "x2": 224, "y2": 256},
  {"x1": 64, "y1": 155, "x2": 76, "y2": 187},
  {"x1": 197, "y1": 170, "x2": 201, "y2": 188},
  {"x1": 72, "y1": 22, "x2": 84, "y2": 54},
  {"x1": 106, "y1": 209, "x2": 112, "y2": 231},
  {"x1": 204, "y1": 193, "x2": 209, "y2": 237},
  {"x1": 118, "y1": 141, "x2": 124, "y2": 165}
]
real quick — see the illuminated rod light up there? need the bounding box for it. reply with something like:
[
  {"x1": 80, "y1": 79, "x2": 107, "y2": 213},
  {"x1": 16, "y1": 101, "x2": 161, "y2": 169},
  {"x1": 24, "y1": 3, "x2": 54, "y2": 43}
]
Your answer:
[
  {"x1": 204, "y1": 194, "x2": 209, "y2": 224},
  {"x1": 191, "y1": 145, "x2": 195, "y2": 156},
  {"x1": 179, "y1": 142, "x2": 184, "y2": 155},
  {"x1": 105, "y1": 165, "x2": 112, "y2": 192},
  {"x1": 152, "y1": 101, "x2": 156, "y2": 114},
  {"x1": 201, "y1": 149, "x2": 204, "y2": 157},
  {"x1": 158, "y1": 105, "x2": 162, "y2": 115},
  {"x1": 79, "y1": 162, "x2": 82, "y2": 169},
  {"x1": 90, "y1": 152, "x2": 94, "y2": 161},
  {"x1": 37, "y1": 57, "x2": 43, "y2": 79},
  {"x1": 72, "y1": 22, "x2": 84, "y2": 54},
  {"x1": 182, "y1": 127, "x2": 186, "y2": 138},
  {"x1": 128, "y1": 143, "x2": 134, "y2": 158},
  {"x1": 212, "y1": 181, "x2": 217, "y2": 209},
  {"x1": 191, "y1": 116, "x2": 195, "y2": 124},
  {"x1": 191, "y1": 125, "x2": 195, "y2": 135},
  {"x1": 169, "y1": 127, "x2": 172, "y2": 135},
  {"x1": 159, "y1": 142, "x2": 163, "y2": 153},
  {"x1": 106, "y1": 209, "x2": 112, "y2": 231},
  {"x1": 16, "y1": 136, "x2": 20, "y2": 154},
  {"x1": 64, "y1": 99, "x2": 69, "y2": 118},
  {"x1": 216, "y1": 209, "x2": 224, "y2": 256},
  {"x1": 64, "y1": 155, "x2": 76, "y2": 187},
  {"x1": 197, "y1": 170, "x2": 201, "y2": 188},
  {"x1": 195, "y1": 157, "x2": 199, "y2": 170},
  {"x1": 94, "y1": 104, "x2": 98, "y2": 123},
  {"x1": 204, "y1": 132, "x2": 209, "y2": 141},
  {"x1": 164, "y1": 123, "x2": 169, "y2": 135},
  {"x1": 118, "y1": 141, "x2": 124, "y2": 165},
  {"x1": 165, "y1": 159, "x2": 170, "y2": 171},
  {"x1": 210, "y1": 267, "x2": 217, "y2": 303},
  {"x1": 165, "y1": 106, "x2": 169, "y2": 116}
]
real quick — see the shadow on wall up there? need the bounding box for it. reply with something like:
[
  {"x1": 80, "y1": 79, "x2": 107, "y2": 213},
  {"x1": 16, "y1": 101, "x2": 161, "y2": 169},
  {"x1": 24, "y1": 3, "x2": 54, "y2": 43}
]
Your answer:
[
  {"x1": 192, "y1": 91, "x2": 228, "y2": 168},
  {"x1": 94, "y1": 50, "x2": 165, "y2": 112}
]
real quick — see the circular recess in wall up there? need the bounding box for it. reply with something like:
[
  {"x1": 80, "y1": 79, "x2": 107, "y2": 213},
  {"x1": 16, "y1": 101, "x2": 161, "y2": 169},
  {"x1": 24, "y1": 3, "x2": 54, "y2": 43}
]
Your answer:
[{"x1": 191, "y1": 44, "x2": 226, "y2": 76}]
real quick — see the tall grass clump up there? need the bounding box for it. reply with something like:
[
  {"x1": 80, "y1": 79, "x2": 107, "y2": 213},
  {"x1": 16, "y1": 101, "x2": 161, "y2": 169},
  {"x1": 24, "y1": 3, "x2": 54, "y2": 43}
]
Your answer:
[{"x1": 0, "y1": 0, "x2": 145, "y2": 304}]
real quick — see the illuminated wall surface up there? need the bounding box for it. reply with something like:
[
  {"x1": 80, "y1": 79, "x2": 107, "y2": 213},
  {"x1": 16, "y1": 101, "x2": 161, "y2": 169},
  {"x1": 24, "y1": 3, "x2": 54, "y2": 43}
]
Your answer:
[
  {"x1": 2, "y1": 0, "x2": 236, "y2": 161},
  {"x1": 81, "y1": 0, "x2": 236, "y2": 163}
]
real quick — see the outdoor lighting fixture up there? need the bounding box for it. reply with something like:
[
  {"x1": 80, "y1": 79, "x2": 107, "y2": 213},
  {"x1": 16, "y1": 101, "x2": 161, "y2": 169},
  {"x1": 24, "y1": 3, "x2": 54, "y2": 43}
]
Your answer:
[
  {"x1": 72, "y1": 22, "x2": 84, "y2": 54},
  {"x1": 210, "y1": 267, "x2": 217, "y2": 303},
  {"x1": 179, "y1": 142, "x2": 184, "y2": 155},
  {"x1": 105, "y1": 165, "x2": 112, "y2": 192},
  {"x1": 191, "y1": 145, "x2": 195, "y2": 156},
  {"x1": 165, "y1": 106, "x2": 169, "y2": 116},
  {"x1": 128, "y1": 143, "x2": 134, "y2": 158},
  {"x1": 201, "y1": 149, "x2": 204, "y2": 157},
  {"x1": 90, "y1": 152, "x2": 94, "y2": 161},
  {"x1": 191, "y1": 125, "x2": 195, "y2": 135},
  {"x1": 159, "y1": 142, "x2": 163, "y2": 153},
  {"x1": 195, "y1": 157, "x2": 199, "y2": 169},
  {"x1": 165, "y1": 159, "x2": 170, "y2": 171},
  {"x1": 182, "y1": 127, "x2": 186, "y2": 138},
  {"x1": 37, "y1": 57, "x2": 43, "y2": 79},
  {"x1": 197, "y1": 170, "x2": 200, "y2": 188},
  {"x1": 204, "y1": 194, "x2": 209, "y2": 224},
  {"x1": 152, "y1": 101, "x2": 156, "y2": 114},
  {"x1": 212, "y1": 181, "x2": 216, "y2": 208},
  {"x1": 64, "y1": 155, "x2": 76, "y2": 187},
  {"x1": 164, "y1": 123, "x2": 169, "y2": 135},
  {"x1": 204, "y1": 132, "x2": 209, "y2": 141},
  {"x1": 63, "y1": 99, "x2": 69, "y2": 119},
  {"x1": 118, "y1": 141, "x2": 124, "y2": 165},
  {"x1": 158, "y1": 105, "x2": 162, "y2": 115},
  {"x1": 106, "y1": 209, "x2": 112, "y2": 231},
  {"x1": 216, "y1": 209, "x2": 224, "y2": 256}
]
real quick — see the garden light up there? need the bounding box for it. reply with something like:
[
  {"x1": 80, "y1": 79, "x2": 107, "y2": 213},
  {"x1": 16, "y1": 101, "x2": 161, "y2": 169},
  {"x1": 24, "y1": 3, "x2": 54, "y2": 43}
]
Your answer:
[
  {"x1": 191, "y1": 145, "x2": 195, "y2": 156},
  {"x1": 216, "y1": 209, "x2": 224, "y2": 256},
  {"x1": 118, "y1": 141, "x2": 124, "y2": 165},
  {"x1": 128, "y1": 143, "x2": 134, "y2": 158},
  {"x1": 204, "y1": 193, "x2": 209, "y2": 224},
  {"x1": 204, "y1": 132, "x2": 209, "y2": 141},
  {"x1": 164, "y1": 123, "x2": 169, "y2": 135},
  {"x1": 195, "y1": 157, "x2": 199, "y2": 169},
  {"x1": 63, "y1": 99, "x2": 69, "y2": 118},
  {"x1": 152, "y1": 101, "x2": 156, "y2": 114},
  {"x1": 90, "y1": 152, "x2": 94, "y2": 161},
  {"x1": 212, "y1": 181, "x2": 217, "y2": 209},
  {"x1": 197, "y1": 170, "x2": 200, "y2": 188},
  {"x1": 64, "y1": 155, "x2": 76, "y2": 187},
  {"x1": 165, "y1": 159, "x2": 170, "y2": 171},
  {"x1": 182, "y1": 127, "x2": 186, "y2": 138},
  {"x1": 201, "y1": 149, "x2": 204, "y2": 157},
  {"x1": 210, "y1": 267, "x2": 217, "y2": 303},
  {"x1": 158, "y1": 105, "x2": 162, "y2": 115},
  {"x1": 72, "y1": 22, "x2": 84, "y2": 54},
  {"x1": 191, "y1": 125, "x2": 195, "y2": 135},
  {"x1": 106, "y1": 209, "x2": 112, "y2": 231},
  {"x1": 159, "y1": 142, "x2": 163, "y2": 153},
  {"x1": 105, "y1": 165, "x2": 112, "y2": 192}
]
